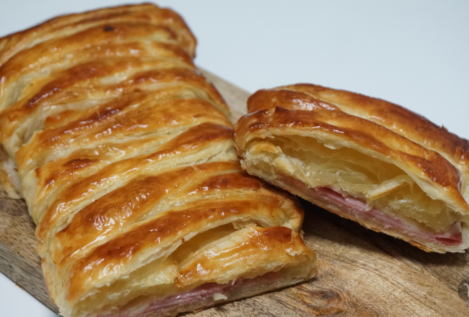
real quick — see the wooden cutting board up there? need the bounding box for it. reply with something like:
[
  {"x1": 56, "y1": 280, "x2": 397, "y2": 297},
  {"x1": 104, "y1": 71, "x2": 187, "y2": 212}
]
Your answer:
[{"x1": 0, "y1": 69, "x2": 468, "y2": 316}]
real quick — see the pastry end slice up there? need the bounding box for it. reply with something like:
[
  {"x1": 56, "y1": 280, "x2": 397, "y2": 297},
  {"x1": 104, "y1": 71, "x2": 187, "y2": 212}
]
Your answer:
[{"x1": 235, "y1": 84, "x2": 469, "y2": 253}]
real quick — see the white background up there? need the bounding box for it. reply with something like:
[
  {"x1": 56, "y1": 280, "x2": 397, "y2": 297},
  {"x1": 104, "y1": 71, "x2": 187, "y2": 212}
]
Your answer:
[{"x1": 0, "y1": 1, "x2": 468, "y2": 316}]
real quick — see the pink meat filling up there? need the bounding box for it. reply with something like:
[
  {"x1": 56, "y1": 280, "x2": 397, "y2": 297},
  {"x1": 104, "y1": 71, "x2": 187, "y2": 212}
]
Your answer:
[
  {"x1": 314, "y1": 187, "x2": 462, "y2": 246},
  {"x1": 276, "y1": 174, "x2": 462, "y2": 247},
  {"x1": 100, "y1": 272, "x2": 281, "y2": 317}
]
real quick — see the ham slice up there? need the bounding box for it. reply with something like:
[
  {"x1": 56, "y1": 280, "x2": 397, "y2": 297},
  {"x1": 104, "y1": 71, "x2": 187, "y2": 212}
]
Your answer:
[
  {"x1": 277, "y1": 174, "x2": 462, "y2": 247},
  {"x1": 315, "y1": 187, "x2": 462, "y2": 246},
  {"x1": 99, "y1": 272, "x2": 281, "y2": 317}
]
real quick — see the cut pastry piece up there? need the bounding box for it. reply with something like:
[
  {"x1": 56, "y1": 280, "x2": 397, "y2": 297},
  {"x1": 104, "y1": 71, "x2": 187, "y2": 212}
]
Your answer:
[
  {"x1": 235, "y1": 84, "x2": 469, "y2": 253},
  {"x1": 0, "y1": 5, "x2": 316, "y2": 317}
]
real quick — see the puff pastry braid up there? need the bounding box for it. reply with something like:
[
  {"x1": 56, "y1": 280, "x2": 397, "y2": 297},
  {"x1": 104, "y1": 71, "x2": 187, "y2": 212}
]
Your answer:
[
  {"x1": 235, "y1": 84, "x2": 469, "y2": 253},
  {"x1": 0, "y1": 5, "x2": 316, "y2": 317}
]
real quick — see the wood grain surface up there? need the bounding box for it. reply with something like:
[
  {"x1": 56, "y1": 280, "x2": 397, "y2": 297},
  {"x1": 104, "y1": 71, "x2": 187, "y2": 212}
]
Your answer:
[{"x1": 0, "y1": 69, "x2": 468, "y2": 316}]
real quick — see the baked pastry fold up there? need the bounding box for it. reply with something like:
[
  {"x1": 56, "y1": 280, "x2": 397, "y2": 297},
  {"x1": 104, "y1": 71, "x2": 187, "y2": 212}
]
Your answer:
[
  {"x1": 235, "y1": 84, "x2": 469, "y2": 253},
  {"x1": 0, "y1": 4, "x2": 316, "y2": 317}
]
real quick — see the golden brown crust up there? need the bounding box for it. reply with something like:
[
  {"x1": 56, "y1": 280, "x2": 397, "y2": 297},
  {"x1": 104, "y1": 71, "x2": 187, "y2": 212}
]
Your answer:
[
  {"x1": 0, "y1": 3, "x2": 196, "y2": 65},
  {"x1": 177, "y1": 226, "x2": 313, "y2": 286},
  {"x1": 66, "y1": 200, "x2": 300, "y2": 303},
  {"x1": 235, "y1": 84, "x2": 469, "y2": 253},
  {"x1": 35, "y1": 123, "x2": 234, "y2": 243},
  {"x1": 243, "y1": 85, "x2": 469, "y2": 202},
  {"x1": 0, "y1": 5, "x2": 316, "y2": 317},
  {"x1": 236, "y1": 86, "x2": 469, "y2": 213}
]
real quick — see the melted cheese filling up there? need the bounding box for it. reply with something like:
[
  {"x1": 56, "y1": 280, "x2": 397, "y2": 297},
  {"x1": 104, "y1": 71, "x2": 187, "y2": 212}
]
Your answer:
[{"x1": 245, "y1": 136, "x2": 464, "y2": 233}]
